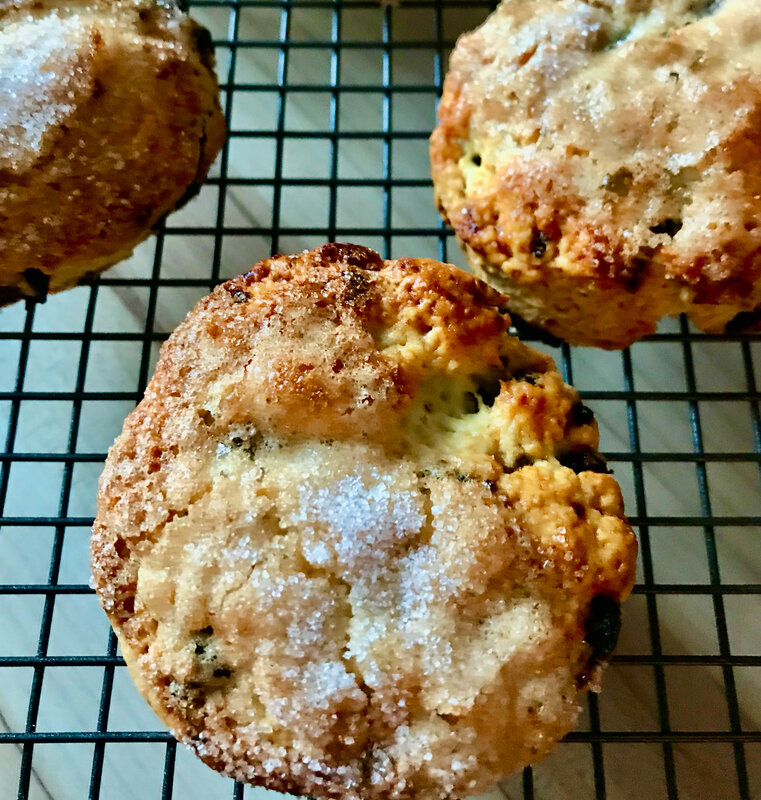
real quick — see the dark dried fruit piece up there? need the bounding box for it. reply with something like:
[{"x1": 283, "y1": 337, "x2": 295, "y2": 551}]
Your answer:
[
  {"x1": 530, "y1": 229, "x2": 549, "y2": 258},
  {"x1": 725, "y1": 307, "x2": 761, "y2": 333},
  {"x1": 192, "y1": 626, "x2": 214, "y2": 659},
  {"x1": 649, "y1": 218, "x2": 683, "y2": 237},
  {"x1": 191, "y1": 25, "x2": 215, "y2": 72},
  {"x1": 558, "y1": 450, "x2": 610, "y2": 474},
  {"x1": 511, "y1": 369, "x2": 540, "y2": 385},
  {"x1": 22, "y1": 268, "x2": 50, "y2": 301},
  {"x1": 584, "y1": 594, "x2": 622, "y2": 664},
  {"x1": 213, "y1": 667, "x2": 232, "y2": 679},
  {"x1": 509, "y1": 313, "x2": 564, "y2": 348},
  {"x1": 227, "y1": 286, "x2": 250, "y2": 304},
  {"x1": 225, "y1": 428, "x2": 262, "y2": 458},
  {"x1": 506, "y1": 454, "x2": 533, "y2": 473},
  {"x1": 602, "y1": 167, "x2": 633, "y2": 196},
  {"x1": 568, "y1": 401, "x2": 595, "y2": 427}
]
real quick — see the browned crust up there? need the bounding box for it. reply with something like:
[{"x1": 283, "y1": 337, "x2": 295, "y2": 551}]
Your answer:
[
  {"x1": 92, "y1": 244, "x2": 637, "y2": 799},
  {"x1": 430, "y1": 0, "x2": 761, "y2": 348},
  {"x1": 0, "y1": 0, "x2": 225, "y2": 305},
  {"x1": 91, "y1": 244, "x2": 519, "y2": 615}
]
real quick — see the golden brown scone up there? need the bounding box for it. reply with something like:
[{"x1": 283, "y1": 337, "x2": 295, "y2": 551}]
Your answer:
[
  {"x1": 431, "y1": 0, "x2": 761, "y2": 349},
  {"x1": 91, "y1": 244, "x2": 637, "y2": 800},
  {"x1": 0, "y1": 0, "x2": 225, "y2": 305}
]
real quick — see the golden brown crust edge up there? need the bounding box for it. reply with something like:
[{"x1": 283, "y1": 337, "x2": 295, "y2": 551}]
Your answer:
[
  {"x1": 430, "y1": 0, "x2": 761, "y2": 349},
  {"x1": 431, "y1": 88, "x2": 746, "y2": 349},
  {"x1": 0, "y1": 0, "x2": 226, "y2": 306},
  {"x1": 92, "y1": 244, "x2": 637, "y2": 800}
]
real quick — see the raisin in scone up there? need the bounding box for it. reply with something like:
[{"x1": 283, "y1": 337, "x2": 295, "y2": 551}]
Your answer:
[
  {"x1": 91, "y1": 244, "x2": 637, "y2": 800},
  {"x1": 431, "y1": 0, "x2": 761, "y2": 349},
  {"x1": 0, "y1": 0, "x2": 225, "y2": 305}
]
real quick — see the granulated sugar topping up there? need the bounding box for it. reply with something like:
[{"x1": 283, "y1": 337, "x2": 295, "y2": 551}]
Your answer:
[
  {"x1": 293, "y1": 469, "x2": 425, "y2": 577},
  {"x1": 0, "y1": 12, "x2": 87, "y2": 169}
]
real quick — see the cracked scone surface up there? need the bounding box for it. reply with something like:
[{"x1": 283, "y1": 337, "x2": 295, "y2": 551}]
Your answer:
[
  {"x1": 91, "y1": 244, "x2": 637, "y2": 800},
  {"x1": 431, "y1": 0, "x2": 761, "y2": 348},
  {"x1": 0, "y1": 0, "x2": 225, "y2": 305}
]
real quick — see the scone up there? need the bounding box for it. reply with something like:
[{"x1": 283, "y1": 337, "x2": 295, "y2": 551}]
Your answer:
[
  {"x1": 91, "y1": 243, "x2": 637, "y2": 799},
  {"x1": 0, "y1": 0, "x2": 225, "y2": 305},
  {"x1": 431, "y1": 0, "x2": 761, "y2": 348}
]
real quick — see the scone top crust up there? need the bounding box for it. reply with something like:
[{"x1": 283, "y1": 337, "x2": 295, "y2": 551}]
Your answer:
[
  {"x1": 92, "y1": 244, "x2": 637, "y2": 800},
  {"x1": 0, "y1": 0, "x2": 220, "y2": 171},
  {"x1": 0, "y1": 0, "x2": 224, "y2": 302},
  {"x1": 431, "y1": 0, "x2": 761, "y2": 337}
]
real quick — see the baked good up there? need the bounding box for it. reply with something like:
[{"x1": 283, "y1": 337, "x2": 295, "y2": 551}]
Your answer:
[
  {"x1": 91, "y1": 243, "x2": 637, "y2": 799},
  {"x1": 0, "y1": 0, "x2": 225, "y2": 305},
  {"x1": 430, "y1": 0, "x2": 761, "y2": 349}
]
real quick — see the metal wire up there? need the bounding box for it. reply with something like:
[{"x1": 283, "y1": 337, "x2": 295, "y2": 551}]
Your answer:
[{"x1": 1, "y1": 1, "x2": 760, "y2": 799}]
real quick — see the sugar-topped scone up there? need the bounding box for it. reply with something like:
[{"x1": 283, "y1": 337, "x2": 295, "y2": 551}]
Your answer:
[
  {"x1": 91, "y1": 244, "x2": 637, "y2": 800},
  {"x1": 0, "y1": 0, "x2": 225, "y2": 305},
  {"x1": 431, "y1": 0, "x2": 761, "y2": 348}
]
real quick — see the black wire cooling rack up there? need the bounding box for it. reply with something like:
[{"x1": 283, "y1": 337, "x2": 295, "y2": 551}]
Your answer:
[{"x1": 1, "y1": 1, "x2": 760, "y2": 799}]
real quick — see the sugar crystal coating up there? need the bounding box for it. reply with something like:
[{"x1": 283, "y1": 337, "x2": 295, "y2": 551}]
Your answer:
[{"x1": 0, "y1": 13, "x2": 86, "y2": 169}]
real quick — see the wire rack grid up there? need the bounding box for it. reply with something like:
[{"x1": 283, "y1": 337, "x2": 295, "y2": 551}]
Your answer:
[{"x1": 0, "y1": 1, "x2": 760, "y2": 799}]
